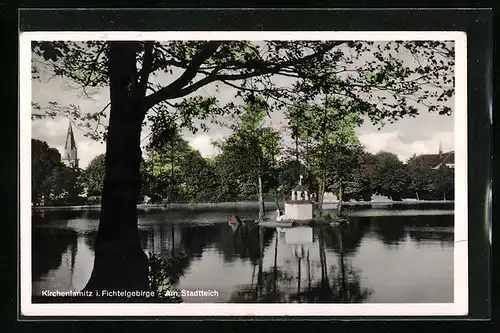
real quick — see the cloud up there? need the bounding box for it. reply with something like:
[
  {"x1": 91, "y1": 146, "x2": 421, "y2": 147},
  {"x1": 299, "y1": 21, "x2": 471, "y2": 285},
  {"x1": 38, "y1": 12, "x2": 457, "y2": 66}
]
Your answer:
[
  {"x1": 359, "y1": 130, "x2": 454, "y2": 162},
  {"x1": 188, "y1": 134, "x2": 222, "y2": 157},
  {"x1": 77, "y1": 140, "x2": 106, "y2": 167}
]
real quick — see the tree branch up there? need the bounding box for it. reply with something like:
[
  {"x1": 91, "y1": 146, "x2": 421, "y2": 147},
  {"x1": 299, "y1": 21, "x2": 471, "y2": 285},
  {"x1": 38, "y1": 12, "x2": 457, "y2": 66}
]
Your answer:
[
  {"x1": 138, "y1": 42, "x2": 154, "y2": 97},
  {"x1": 144, "y1": 42, "x2": 341, "y2": 110},
  {"x1": 144, "y1": 42, "x2": 222, "y2": 109}
]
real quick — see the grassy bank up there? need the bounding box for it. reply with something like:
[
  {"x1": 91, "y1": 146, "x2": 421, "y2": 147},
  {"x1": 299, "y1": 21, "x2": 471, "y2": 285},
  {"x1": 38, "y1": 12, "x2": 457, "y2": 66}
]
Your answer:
[
  {"x1": 32, "y1": 201, "x2": 279, "y2": 212},
  {"x1": 31, "y1": 200, "x2": 454, "y2": 212}
]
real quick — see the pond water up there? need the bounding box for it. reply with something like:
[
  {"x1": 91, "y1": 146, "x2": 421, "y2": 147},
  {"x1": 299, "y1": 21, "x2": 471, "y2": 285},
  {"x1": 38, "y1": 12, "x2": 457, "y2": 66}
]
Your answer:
[{"x1": 31, "y1": 204, "x2": 454, "y2": 303}]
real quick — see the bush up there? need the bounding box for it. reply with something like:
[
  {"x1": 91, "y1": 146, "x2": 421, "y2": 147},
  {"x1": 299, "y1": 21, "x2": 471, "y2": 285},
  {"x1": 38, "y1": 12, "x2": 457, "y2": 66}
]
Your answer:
[{"x1": 147, "y1": 252, "x2": 185, "y2": 303}]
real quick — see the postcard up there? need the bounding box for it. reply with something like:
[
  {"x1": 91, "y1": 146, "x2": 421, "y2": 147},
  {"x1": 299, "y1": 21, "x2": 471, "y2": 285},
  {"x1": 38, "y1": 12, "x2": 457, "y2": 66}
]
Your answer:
[{"x1": 20, "y1": 31, "x2": 468, "y2": 317}]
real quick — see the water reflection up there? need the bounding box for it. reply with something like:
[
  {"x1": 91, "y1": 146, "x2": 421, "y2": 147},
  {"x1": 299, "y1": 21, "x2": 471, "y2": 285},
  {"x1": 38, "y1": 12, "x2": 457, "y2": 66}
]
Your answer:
[
  {"x1": 32, "y1": 227, "x2": 78, "y2": 281},
  {"x1": 229, "y1": 225, "x2": 373, "y2": 303},
  {"x1": 31, "y1": 208, "x2": 454, "y2": 303},
  {"x1": 290, "y1": 231, "x2": 372, "y2": 303}
]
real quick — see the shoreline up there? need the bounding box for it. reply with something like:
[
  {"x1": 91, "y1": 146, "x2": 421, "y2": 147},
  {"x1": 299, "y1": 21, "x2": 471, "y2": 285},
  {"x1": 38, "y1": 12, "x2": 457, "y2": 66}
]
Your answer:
[{"x1": 32, "y1": 200, "x2": 454, "y2": 211}]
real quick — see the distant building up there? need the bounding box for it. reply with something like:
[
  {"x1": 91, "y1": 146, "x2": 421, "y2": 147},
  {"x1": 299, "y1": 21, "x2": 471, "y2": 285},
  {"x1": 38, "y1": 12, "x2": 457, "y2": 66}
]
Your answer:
[
  {"x1": 415, "y1": 142, "x2": 454, "y2": 169},
  {"x1": 62, "y1": 122, "x2": 79, "y2": 169}
]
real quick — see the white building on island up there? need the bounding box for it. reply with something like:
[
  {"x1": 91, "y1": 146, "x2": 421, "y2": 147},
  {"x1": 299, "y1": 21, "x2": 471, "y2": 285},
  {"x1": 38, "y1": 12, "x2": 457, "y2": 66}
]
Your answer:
[{"x1": 284, "y1": 175, "x2": 314, "y2": 221}]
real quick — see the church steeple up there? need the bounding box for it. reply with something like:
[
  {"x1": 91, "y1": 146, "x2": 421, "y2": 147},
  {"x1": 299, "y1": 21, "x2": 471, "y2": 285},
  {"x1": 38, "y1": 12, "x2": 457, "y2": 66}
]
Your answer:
[
  {"x1": 438, "y1": 141, "x2": 443, "y2": 159},
  {"x1": 64, "y1": 121, "x2": 79, "y2": 169}
]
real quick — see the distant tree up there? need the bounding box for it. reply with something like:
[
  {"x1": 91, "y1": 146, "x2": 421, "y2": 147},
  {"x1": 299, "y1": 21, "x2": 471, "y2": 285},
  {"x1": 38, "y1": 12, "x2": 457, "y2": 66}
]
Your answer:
[
  {"x1": 359, "y1": 151, "x2": 377, "y2": 165},
  {"x1": 211, "y1": 154, "x2": 244, "y2": 202},
  {"x1": 44, "y1": 165, "x2": 84, "y2": 205},
  {"x1": 32, "y1": 139, "x2": 83, "y2": 205},
  {"x1": 305, "y1": 98, "x2": 363, "y2": 212},
  {"x1": 406, "y1": 154, "x2": 433, "y2": 200},
  {"x1": 427, "y1": 166, "x2": 454, "y2": 201},
  {"x1": 176, "y1": 149, "x2": 218, "y2": 203},
  {"x1": 31, "y1": 139, "x2": 63, "y2": 204},
  {"x1": 284, "y1": 102, "x2": 317, "y2": 180},
  {"x1": 271, "y1": 159, "x2": 308, "y2": 202},
  {"x1": 344, "y1": 167, "x2": 373, "y2": 201},
  {"x1": 144, "y1": 125, "x2": 217, "y2": 204},
  {"x1": 372, "y1": 152, "x2": 409, "y2": 200},
  {"x1": 147, "y1": 115, "x2": 220, "y2": 204},
  {"x1": 213, "y1": 97, "x2": 281, "y2": 219},
  {"x1": 82, "y1": 154, "x2": 106, "y2": 197},
  {"x1": 345, "y1": 150, "x2": 377, "y2": 201}
]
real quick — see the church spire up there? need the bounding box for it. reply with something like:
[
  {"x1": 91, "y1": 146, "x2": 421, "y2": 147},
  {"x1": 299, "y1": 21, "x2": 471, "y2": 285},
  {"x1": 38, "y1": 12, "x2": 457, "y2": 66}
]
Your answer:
[
  {"x1": 438, "y1": 141, "x2": 443, "y2": 159},
  {"x1": 64, "y1": 121, "x2": 78, "y2": 169}
]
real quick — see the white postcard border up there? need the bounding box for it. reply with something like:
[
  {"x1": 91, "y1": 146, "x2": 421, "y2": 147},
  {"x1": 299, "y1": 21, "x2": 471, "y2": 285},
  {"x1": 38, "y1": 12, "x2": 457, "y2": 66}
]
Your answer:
[{"x1": 19, "y1": 31, "x2": 468, "y2": 317}]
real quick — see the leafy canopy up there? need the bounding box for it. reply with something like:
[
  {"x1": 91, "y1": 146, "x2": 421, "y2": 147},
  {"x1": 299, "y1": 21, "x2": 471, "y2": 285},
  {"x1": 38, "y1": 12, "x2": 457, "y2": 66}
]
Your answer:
[{"x1": 32, "y1": 40, "x2": 455, "y2": 142}]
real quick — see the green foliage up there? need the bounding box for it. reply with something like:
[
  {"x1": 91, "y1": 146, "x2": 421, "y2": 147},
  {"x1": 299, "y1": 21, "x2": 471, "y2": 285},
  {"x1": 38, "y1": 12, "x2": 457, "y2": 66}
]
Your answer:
[
  {"x1": 31, "y1": 139, "x2": 84, "y2": 205},
  {"x1": 33, "y1": 40, "x2": 455, "y2": 143},
  {"x1": 82, "y1": 154, "x2": 106, "y2": 197},
  {"x1": 406, "y1": 154, "x2": 433, "y2": 200},
  {"x1": 143, "y1": 123, "x2": 221, "y2": 203},
  {"x1": 427, "y1": 166, "x2": 454, "y2": 200},
  {"x1": 32, "y1": 139, "x2": 63, "y2": 203},
  {"x1": 349, "y1": 168, "x2": 373, "y2": 201},
  {"x1": 300, "y1": 98, "x2": 364, "y2": 206},
  {"x1": 147, "y1": 253, "x2": 184, "y2": 303},
  {"x1": 44, "y1": 166, "x2": 84, "y2": 205},
  {"x1": 212, "y1": 98, "x2": 281, "y2": 201},
  {"x1": 372, "y1": 152, "x2": 409, "y2": 199},
  {"x1": 272, "y1": 158, "x2": 313, "y2": 200},
  {"x1": 359, "y1": 151, "x2": 378, "y2": 164}
]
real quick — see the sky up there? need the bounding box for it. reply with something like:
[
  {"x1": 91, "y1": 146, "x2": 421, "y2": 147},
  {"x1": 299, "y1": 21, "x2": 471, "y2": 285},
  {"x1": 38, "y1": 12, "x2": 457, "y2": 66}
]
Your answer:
[{"x1": 30, "y1": 41, "x2": 455, "y2": 169}]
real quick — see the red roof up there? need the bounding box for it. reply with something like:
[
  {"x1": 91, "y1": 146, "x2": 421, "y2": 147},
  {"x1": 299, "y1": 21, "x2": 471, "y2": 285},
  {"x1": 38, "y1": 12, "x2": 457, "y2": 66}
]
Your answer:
[{"x1": 416, "y1": 151, "x2": 454, "y2": 168}]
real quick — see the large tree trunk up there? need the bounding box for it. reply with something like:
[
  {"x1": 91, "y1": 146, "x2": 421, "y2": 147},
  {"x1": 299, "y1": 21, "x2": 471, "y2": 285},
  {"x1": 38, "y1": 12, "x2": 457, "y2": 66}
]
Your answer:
[
  {"x1": 295, "y1": 136, "x2": 300, "y2": 180},
  {"x1": 170, "y1": 138, "x2": 175, "y2": 203},
  {"x1": 305, "y1": 133, "x2": 309, "y2": 179},
  {"x1": 258, "y1": 175, "x2": 264, "y2": 221},
  {"x1": 272, "y1": 188, "x2": 280, "y2": 211},
  {"x1": 84, "y1": 42, "x2": 149, "y2": 295},
  {"x1": 316, "y1": 94, "x2": 329, "y2": 216},
  {"x1": 317, "y1": 181, "x2": 325, "y2": 214},
  {"x1": 337, "y1": 188, "x2": 344, "y2": 213}
]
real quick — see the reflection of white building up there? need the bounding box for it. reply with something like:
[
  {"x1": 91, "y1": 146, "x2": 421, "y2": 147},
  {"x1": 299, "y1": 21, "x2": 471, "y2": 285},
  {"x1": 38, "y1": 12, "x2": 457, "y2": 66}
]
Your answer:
[
  {"x1": 278, "y1": 227, "x2": 314, "y2": 259},
  {"x1": 283, "y1": 227, "x2": 313, "y2": 244}
]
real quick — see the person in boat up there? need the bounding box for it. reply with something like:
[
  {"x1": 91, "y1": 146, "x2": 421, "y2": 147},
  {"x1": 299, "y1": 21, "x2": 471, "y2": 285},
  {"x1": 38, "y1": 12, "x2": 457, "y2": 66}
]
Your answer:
[{"x1": 229, "y1": 215, "x2": 242, "y2": 225}]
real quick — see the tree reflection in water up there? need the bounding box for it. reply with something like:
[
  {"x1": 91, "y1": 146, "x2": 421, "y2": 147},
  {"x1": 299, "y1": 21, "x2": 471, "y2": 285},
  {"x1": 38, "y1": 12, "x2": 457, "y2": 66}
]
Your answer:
[
  {"x1": 32, "y1": 227, "x2": 78, "y2": 282},
  {"x1": 230, "y1": 223, "x2": 372, "y2": 303},
  {"x1": 290, "y1": 225, "x2": 372, "y2": 303},
  {"x1": 217, "y1": 222, "x2": 274, "y2": 266},
  {"x1": 230, "y1": 227, "x2": 293, "y2": 303},
  {"x1": 32, "y1": 209, "x2": 454, "y2": 303}
]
